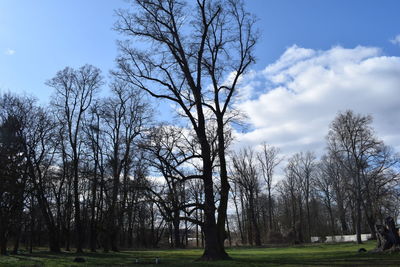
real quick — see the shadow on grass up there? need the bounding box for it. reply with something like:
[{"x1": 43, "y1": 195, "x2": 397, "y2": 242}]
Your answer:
[{"x1": 2, "y1": 242, "x2": 400, "y2": 267}]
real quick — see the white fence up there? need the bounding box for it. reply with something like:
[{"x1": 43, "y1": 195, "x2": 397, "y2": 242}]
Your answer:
[{"x1": 311, "y1": 234, "x2": 372, "y2": 243}]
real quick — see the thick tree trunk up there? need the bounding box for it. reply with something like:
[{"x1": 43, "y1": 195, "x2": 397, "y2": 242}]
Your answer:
[
  {"x1": 374, "y1": 217, "x2": 400, "y2": 252},
  {"x1": 196, "y1": 107, "x2": 230, "y2": 260},
  {"x1": 216, "y1": 116, "x2": 230, "y2": 251},
  {"x1": 200, "y1": 219, "x2": 229, "y2": 260},
  {"x1": 199, "y1": 165, "x2": 229, "y2": 260},
  {"x1": 173, "y1": 214, "x2": 181, "y2": 248}
]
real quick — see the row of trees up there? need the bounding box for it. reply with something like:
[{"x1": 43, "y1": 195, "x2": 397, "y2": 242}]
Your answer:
[
  {"x1": 229, "y1": 111, "x2": 400, "y2": 246},
  {"x1": 1, "y1": 0, "x2": 399, "y2": 261},
  {"x1": 0, "y1": 67, "x2": 154, "y2": 255},
  {"x1": 1, "y1": 0, "x2": 257, "y2": 259},
  {"x1": 2, "y1": 86, "x2": 398, "y2": 256}
]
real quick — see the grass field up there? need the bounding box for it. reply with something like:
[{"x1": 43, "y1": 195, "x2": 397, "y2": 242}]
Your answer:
[{"x1": 1, "y1": 241, "x2": 400, "y2": 266}]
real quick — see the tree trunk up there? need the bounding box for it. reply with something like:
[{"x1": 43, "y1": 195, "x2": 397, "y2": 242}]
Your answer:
[
  {"x1": 0, "y1": 231, "x2": 7, "y2": 255},
  {"x1": 374, "y1": 217, "x2": 400, "y2": 251},
  {"x1": 306, "y1": 197, "x2": 311, "y2": 242},
  {"x1": 233, "y1": 189, "x2": 244, "y2": 245},
  {"x1": 338, "y1": 202, "x2": 348, "y2": 234},
  {"x1": 328, "y1": 204, "x2": 335, "y2": 236},
  {"x1": 197, "y1": 112, "x2": 230, "y2": 260},
  {"x1": 196, "y1": 208, "x2": 199, "y2": 248},
  {"x1": 199, "y1": 169, "x2": 230, "y2": 260},
  {"x1": 226, "y1": 216, "x2": 232, "y2": 247},
  {"x1": 355, "y1": 177, "x2": 362, "y2": 244},
  {"x1": 109, "y1": 162, "x2": 120, "y2": 252},
  {"x1": 29, "y1": 200, "x2": 34, "y2": 254},
  {"x1": 268, "y1": 189, "x2": 273, "y2": 231},
  {"x1": 73, "y1": 157, "x2": 83, "y2": 253},
  {"x1": 173, "y1": 214, "x2": 181, "y2": 248},
  {"x1": 90, "y1": 159, "x2": 98, "y2": 252},
  {"x1": 216, "y1": 116, "x2": 230, "y2": 251},
  {"x1": 249, "y1": 194, "x2": 261, "y2": 246},
  {"x1": 367, "y1": 215, "x2": 377, "y2": 240},
  {"x1": 48, "y1": 227, "x2": 61, "y2": 253},
  {"x1": 298, "y1": 196, "x2": 304, "y2": 243}
]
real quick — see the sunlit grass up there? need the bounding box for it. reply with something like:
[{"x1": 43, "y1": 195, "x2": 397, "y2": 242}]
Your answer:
[{"x1": 1, "y1": 241, "x2": 400, "y2": 266}]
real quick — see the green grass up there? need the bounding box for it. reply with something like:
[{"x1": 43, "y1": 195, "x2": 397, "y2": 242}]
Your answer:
[{"x1": 1, "y1": 241, "x2": 400, "y2": 266}]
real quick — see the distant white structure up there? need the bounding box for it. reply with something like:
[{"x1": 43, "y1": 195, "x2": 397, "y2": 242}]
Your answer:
[{"x1": 311, "y1": 234, "x2": 372, "y2": 243}]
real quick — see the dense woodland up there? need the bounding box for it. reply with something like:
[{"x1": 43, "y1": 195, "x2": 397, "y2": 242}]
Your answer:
[{"x1": 0, "y1": 0, "x2": 399, "y2": 261}]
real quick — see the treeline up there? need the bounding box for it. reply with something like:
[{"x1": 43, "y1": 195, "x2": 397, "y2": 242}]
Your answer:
[
  {"x1": 1, "y1": 0, "x2": 260, "y2": 259},
  {"x1": 1, "y1": 0, "x2": 399, "y2": 259},
  {"x1": 229, "y1": 110, "x2": 400, "y2": 246},
  {"x1": 1, "y1": 80, "x2": 399, "y2": 255},
  {"x1": 0, "y1": 66, "x2": 157, "y2": 254}
]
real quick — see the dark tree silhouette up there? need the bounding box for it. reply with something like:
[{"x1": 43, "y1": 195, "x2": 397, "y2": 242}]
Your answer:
[
  {"x1": 114, "y1": 0, "x2": 257, "y2": 260},
  {"x1": 48, "y1": 65, "x2": 103, "y2": 253}
]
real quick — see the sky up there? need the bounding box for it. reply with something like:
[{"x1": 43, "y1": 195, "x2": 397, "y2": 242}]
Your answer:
[{"x1": 1, "y1": 0, "x2": 400, "y2": 158}]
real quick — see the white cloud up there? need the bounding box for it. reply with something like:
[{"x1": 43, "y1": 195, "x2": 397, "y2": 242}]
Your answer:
[
  {"x1": 234, "y1": 45, "x2": 400, "y2": 157},
  {"x1": 390, "y1": 34, "x2": 400, "y2": 46},
  {"x1": 4, "y1": 48, "x2": 16, "y2": 55}
]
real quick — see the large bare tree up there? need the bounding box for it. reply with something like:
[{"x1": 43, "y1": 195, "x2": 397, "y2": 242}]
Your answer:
[{"x1": 114, "y1": 0, "x2": 257, "y2": 260}]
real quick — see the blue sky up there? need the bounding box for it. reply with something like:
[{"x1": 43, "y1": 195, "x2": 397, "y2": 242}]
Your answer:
[
  {"x1": 1, "y1": 0, "x2": 400, "y2": 155},
  {"x1": 1, "y1": 0, "x2": 399, "y2": 101},
  {"x1": 246, "y1": 0, "x2": 400, "y2": 67}
]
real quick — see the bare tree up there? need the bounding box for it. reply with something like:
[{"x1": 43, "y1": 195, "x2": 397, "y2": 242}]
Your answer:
[
  {"x1": 361, "y1": 143, "x2": 399, "y2": 239},
  {"x1": 280, "y1": 164, "x2": 302, "y2": 243},
  {"x1": 114, "y1": 0, "x2": 257, "y2": 260},
  {"x1": 24, "y1": 107, "x2": 61, "y2": 253},
  {"x1": 83, "y1": 102, "x2": 103, "y2": 252},
  {"x1": 328, "y1": 110, "x2": 381, "y2": 243},
  {"x1": 257, "y1": 143, "x2": 282, "y2": 232},
  {"x1": 0, "y1": 103, "x2": 27, "y2": 255},
  {"x1": 315, "y1": 155, "x2": 337, "y2": 236},
  {"x1": 287, "y1": 152, "x2": 316, "y2": 242},
  {"x1": 99, "y1": 81, "x2": 149, "y2": 252},
  {"x1": 143, "y1": 126, "x2": 204, "y2": 247},
  {"x1": 231, "y1": 147, "x2": 262, "y2": 246},
  {"x1": 48, "y1": 65, "x2": 103, "y2": 253},
  {"x1": 0, "y1": 94, "x2": 63, "y2": 253}
]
